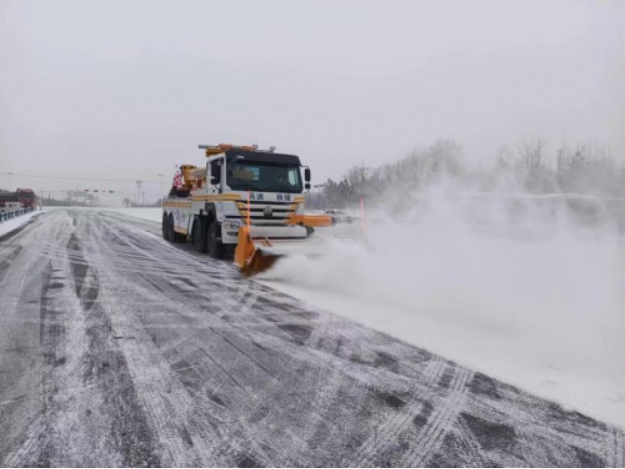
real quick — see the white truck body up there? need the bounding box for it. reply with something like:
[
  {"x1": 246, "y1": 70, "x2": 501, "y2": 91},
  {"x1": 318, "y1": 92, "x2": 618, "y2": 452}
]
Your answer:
[{"x1": 162, "y1": 147, "x2": 310, "y2": 254}]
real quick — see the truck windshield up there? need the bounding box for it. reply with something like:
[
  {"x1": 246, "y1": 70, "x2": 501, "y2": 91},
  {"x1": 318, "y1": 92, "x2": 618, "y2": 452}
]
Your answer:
[{"x1": 227, "y1": 161, "x2": 302, "y2": 193}]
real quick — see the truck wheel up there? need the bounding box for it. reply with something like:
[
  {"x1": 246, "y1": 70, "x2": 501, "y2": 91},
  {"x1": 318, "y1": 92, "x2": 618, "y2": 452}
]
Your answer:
[
  {"x1": 207, "y1": 222, "x2": 225, "y2": 259},
  {"x1": 162, "y1": 213, "x2": 170, "y2": 240},
  {"x1": 192, "y1": 218, "x2": 207, "y2": 253},
  {"x1": 167, "y1": 214, "x2": 176, "y2": 242},
  {"x1": 170, "y1": 215, "x2": 186, "y2": 243}
]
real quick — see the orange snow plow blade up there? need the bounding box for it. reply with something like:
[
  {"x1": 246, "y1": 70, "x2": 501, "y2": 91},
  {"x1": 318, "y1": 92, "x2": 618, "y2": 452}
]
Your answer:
[
  {"x1": 234, "y1": 213, "x2": 362, "y2": 277},
  {"x1": 233, "y1": 215, "x2": 340, "y2": 277},
  {"x1": 291, "y1": 214, "x2": 334, "y2": 227},
  {"x1": 234, "y1": 224, "x2": 323, "y2": 277},
  {"x1": 234, "y1": 226, "x2": 279, "y2": 278}
]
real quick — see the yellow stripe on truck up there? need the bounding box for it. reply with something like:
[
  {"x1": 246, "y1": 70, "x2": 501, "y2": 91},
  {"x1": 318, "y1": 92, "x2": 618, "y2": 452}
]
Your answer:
[{"x1": 191, "y1": 194, "x2": 242, "y2": 202}]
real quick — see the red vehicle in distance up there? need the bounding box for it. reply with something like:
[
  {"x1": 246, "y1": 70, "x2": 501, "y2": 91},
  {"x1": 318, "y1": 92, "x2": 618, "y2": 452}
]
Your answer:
[{"x1": 0, "y1": 188, "x2": 38, "y2": 209}]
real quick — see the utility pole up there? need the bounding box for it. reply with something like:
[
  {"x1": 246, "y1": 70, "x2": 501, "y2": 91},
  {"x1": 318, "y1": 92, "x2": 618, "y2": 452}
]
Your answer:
[{"x1": 135, "y1": 180, "x2": 143, "y2": 206}]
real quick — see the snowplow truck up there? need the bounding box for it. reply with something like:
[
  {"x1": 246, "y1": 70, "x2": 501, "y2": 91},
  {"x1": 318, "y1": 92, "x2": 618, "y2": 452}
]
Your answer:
[{"x1": 162, "y1": 144, "x2": 333, "y2": 276}]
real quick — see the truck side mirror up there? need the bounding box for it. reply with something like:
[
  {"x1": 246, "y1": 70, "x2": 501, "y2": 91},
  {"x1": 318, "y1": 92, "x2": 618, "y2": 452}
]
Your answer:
[
  {"x1": 304, "y1": 168, "x2": 311, "y2": 182},
  {"x1": 305, "y1": 183, "x2": 311, "y2": 190}
]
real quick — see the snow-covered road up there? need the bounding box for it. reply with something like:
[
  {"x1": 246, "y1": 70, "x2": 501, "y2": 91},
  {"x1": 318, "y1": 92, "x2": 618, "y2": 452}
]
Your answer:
[{"x1": 0, "y1": 209, "x2": 623, "y2": 467}]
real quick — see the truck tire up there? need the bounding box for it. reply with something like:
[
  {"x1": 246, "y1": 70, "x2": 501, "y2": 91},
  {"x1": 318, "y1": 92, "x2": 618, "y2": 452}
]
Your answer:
[
  {"x1": 168, "y1": 214, "x2": 186, "y2": 243},
  {"x1": 207, "y1": 222, "x2": 225, "y2": 259},
  {"x1": 167, "y1": 214, "x2": 176, "y2": 242},
  {"x1": 192, "y1": 217, "x2": 207, "y2": 253},
  {"x1": 162, "y1": 213, "x2": 169, "y2": 240}
]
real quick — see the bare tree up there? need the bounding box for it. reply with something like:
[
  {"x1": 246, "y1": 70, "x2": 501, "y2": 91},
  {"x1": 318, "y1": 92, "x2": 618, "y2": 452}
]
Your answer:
[{"x1": 306, "y1": 138, "x2": 622, "y2": 211}]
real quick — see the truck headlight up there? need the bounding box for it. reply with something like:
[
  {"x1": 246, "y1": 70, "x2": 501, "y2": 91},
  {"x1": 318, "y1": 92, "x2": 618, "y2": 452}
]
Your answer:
[{"x1": 223, "y1": 221, "x2": 241, "y2": 231}]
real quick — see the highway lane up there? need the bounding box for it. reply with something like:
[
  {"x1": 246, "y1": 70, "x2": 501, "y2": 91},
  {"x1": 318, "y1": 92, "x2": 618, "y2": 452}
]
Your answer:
[{"x1": 0, "y1": 209, "x2": 623, "y2": 467}]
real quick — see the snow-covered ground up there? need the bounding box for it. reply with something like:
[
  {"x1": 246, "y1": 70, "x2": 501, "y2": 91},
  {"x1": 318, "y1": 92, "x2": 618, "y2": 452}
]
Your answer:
[
  {"x1": 41, "y1": 201, "x2": 625, "y2": 429},
  {"x1": 44, "y1": 206, "x2": 163, "y2": 223},
  {"x1": 0, "y1": 211, "x2": 40, "y2": 238},
  {"x1": 3, "y1": 208, "x2": 620, "y2": 466},
  {"x1": 259, "y1": 191, "x2": 625, "y2": 430},
  {"x1": 102, "y1": 207, "x2": 163, "y2": 223}
]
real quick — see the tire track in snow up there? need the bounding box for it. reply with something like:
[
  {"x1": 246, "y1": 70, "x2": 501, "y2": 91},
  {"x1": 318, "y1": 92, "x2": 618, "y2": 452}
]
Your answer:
[
  {"x1": 81, "y1": 213, "x2": 261, "y2": 466},
  {"x1": 608, "y1": 427, "x2": 625, "y2": 467},
  {"x1": 94, "y1": 214, "x2": 410, "y2": 466},
  {"x1": 345, "y1": 355, "x2": 449, "y2": 466},
  {"x1": 402, "y1": 366, "x2": 474, "y2": 466}
]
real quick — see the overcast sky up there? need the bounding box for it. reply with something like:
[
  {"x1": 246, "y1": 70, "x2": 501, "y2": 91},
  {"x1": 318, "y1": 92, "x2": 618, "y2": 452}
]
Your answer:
[{"x1": 1, "y1": 0, "x2": 623, "y2": 200}]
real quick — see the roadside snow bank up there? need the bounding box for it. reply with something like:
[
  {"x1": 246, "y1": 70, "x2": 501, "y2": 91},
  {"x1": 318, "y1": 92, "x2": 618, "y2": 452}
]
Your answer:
[
  {"x1": 0, "y1": 211, "x2": 40, "y2": 238},
  {"x1": 259, "y1": 188, "x2": 625, "y2": 429}
]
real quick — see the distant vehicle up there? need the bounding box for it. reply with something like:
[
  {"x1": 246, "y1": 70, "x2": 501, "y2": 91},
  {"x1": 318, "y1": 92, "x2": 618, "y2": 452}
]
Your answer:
[
  {"x1": 0, "y1": 188, "x2": 37, "y2": 210},
  {"x1": 324, "y1": 209, "x2": 354, "y2": 224}
]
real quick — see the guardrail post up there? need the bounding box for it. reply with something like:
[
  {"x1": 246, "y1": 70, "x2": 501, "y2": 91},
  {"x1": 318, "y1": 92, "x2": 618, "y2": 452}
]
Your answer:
[{"x1": 0, "y1": 207, "x2": 36, "y2": 224}]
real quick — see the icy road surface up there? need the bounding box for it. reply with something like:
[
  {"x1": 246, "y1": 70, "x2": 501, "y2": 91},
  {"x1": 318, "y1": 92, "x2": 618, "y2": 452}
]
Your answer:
[{"x1": 0, "y1": 209, "x2": 623, "y2": 467}]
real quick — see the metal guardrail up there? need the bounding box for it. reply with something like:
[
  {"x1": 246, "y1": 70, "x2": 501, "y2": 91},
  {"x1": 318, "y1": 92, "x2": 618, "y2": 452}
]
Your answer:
[{"x1": 0, "y1": 206, "x2": 36, "y2": 223}]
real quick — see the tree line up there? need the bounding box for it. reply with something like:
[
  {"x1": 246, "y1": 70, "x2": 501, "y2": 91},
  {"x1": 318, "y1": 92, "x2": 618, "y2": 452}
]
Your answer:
[{"x1": 306, "y1": 139, "x2": 624, "y2": 210}]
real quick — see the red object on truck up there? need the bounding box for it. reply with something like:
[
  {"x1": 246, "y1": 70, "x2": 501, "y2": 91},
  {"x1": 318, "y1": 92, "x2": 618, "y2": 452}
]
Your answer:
[{"x1": 0, "y1": 188, "x2": 37, "y2": 208}]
